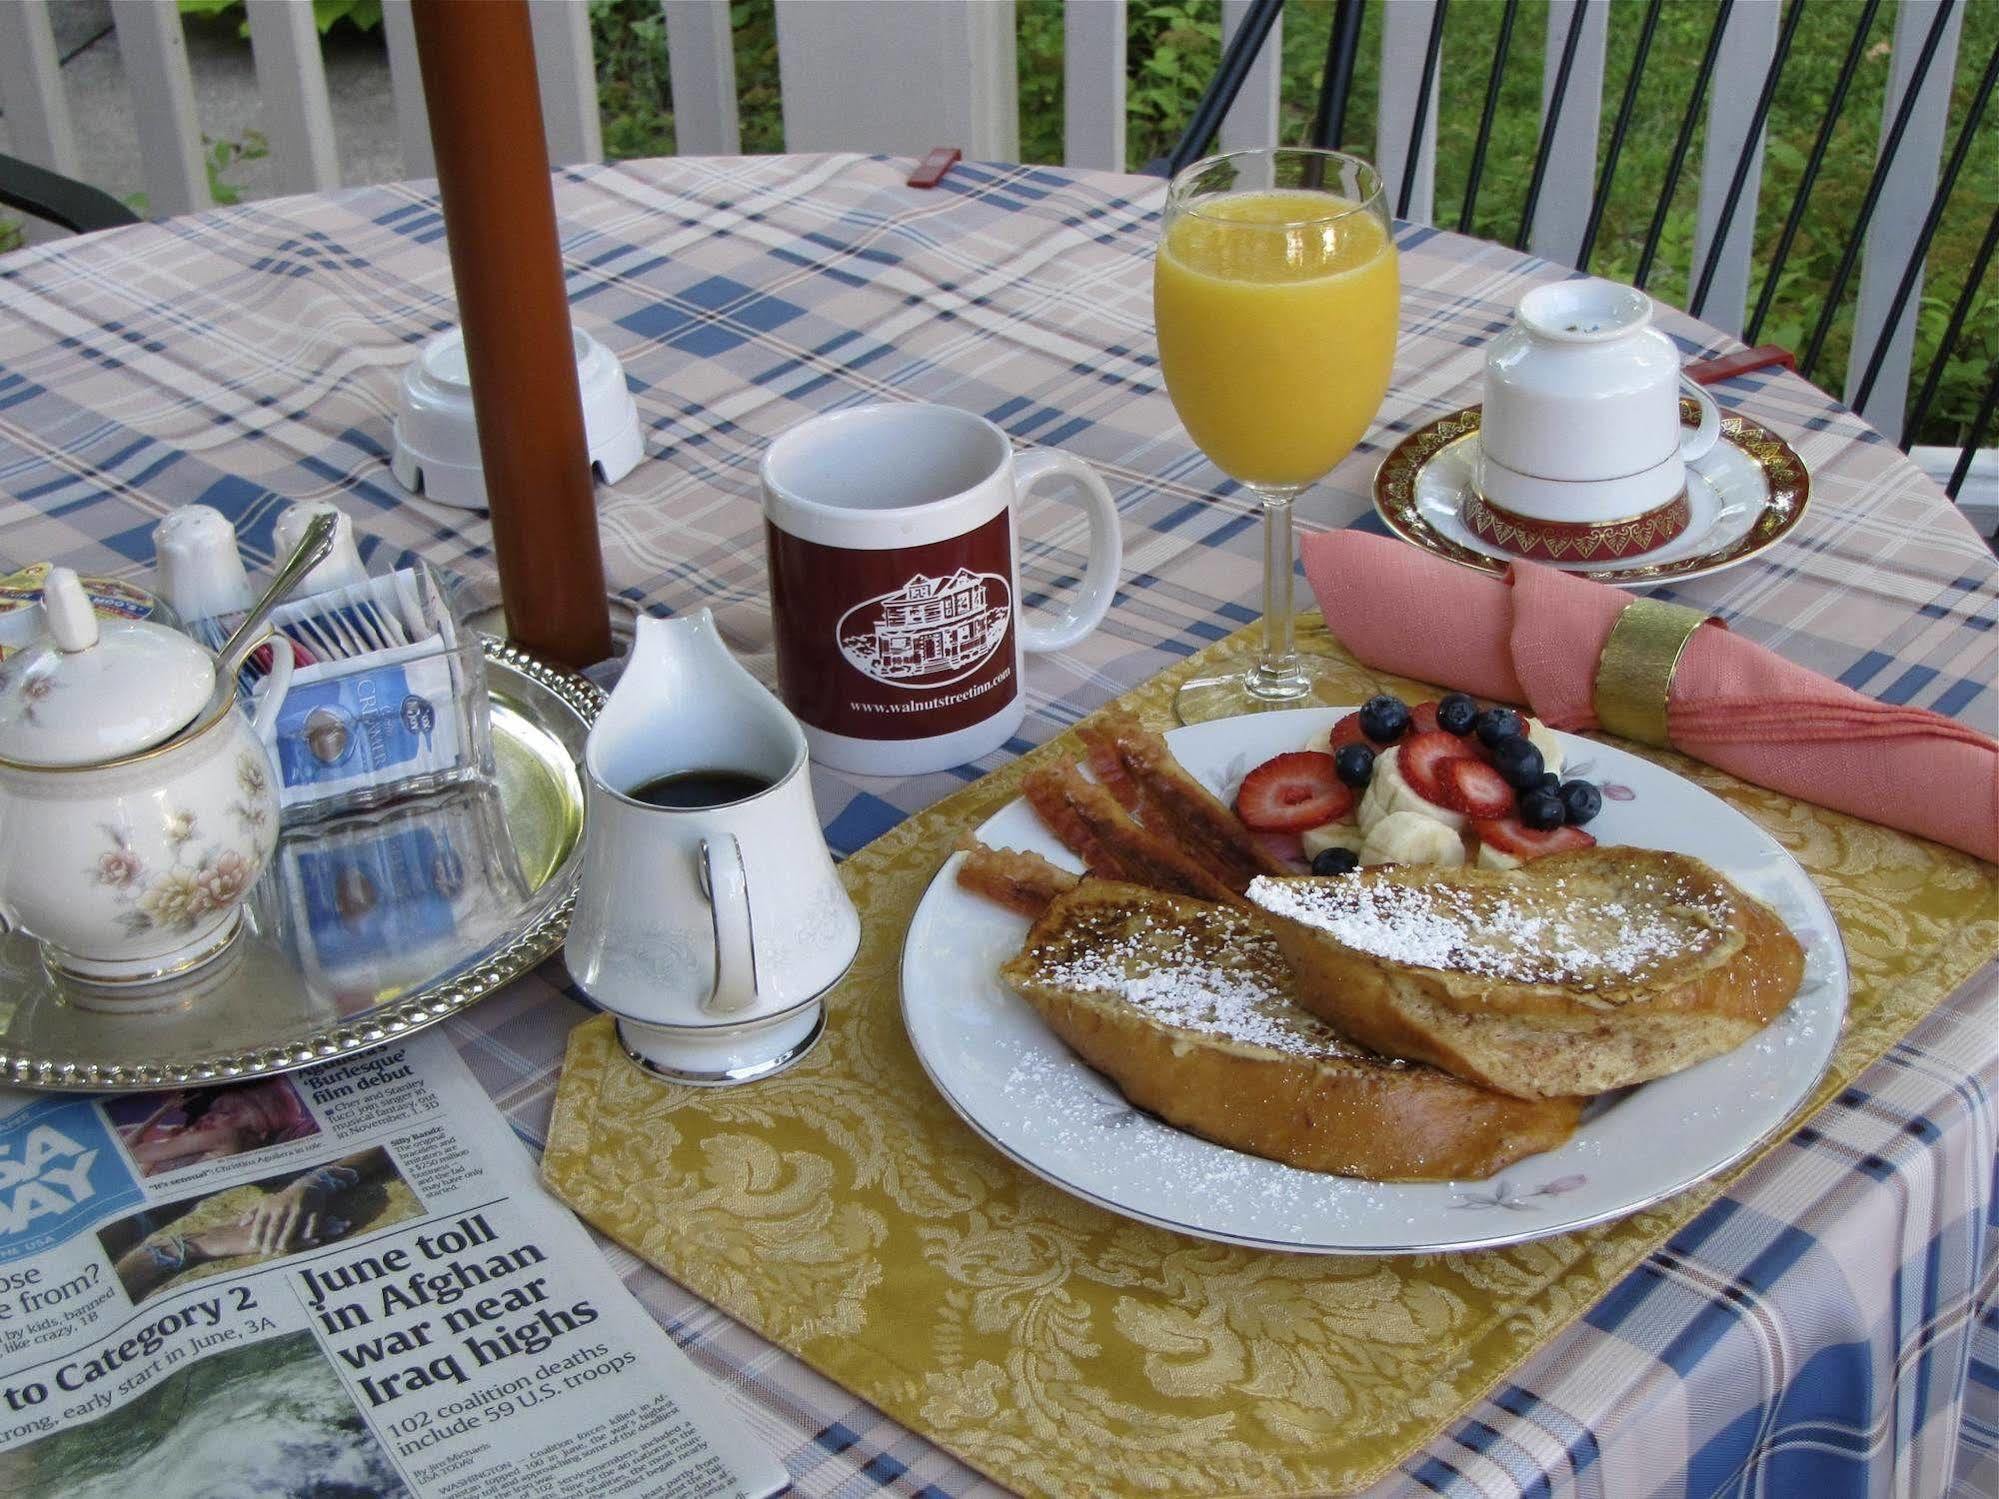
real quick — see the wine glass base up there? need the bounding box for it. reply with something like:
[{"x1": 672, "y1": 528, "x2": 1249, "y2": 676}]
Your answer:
[{"x1": 1174, "y1": 653, "x2": 1345, "y2": 725}]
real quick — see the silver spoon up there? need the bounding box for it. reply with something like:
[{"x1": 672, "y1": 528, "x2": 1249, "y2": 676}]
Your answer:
[{"x1": 214, "y1": 510, "x2": 339, "y2": 684}]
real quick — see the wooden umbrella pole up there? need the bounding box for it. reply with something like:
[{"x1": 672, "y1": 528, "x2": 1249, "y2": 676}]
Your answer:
[{"x1": 411, "y1": 0, "x2": 612, "y2": 668}]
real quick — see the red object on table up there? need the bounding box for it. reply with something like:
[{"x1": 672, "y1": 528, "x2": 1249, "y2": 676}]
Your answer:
[
  {"x1": 1301, "y1": 530, "x2": 1999, "y2": 864},
  {"x1": 908, "y1": 149, "x2": 962, "y2": 189},
  {"x1": 410, "y1": 0, "x2": 611, "y2": 670},
  {"x1": 1685, "y1": 345, "x2": 1798, "y2": 385}
]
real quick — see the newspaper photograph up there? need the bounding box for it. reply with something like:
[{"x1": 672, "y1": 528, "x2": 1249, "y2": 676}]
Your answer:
[{"x1": 0, "y1": 1031, "x2": 787, "y2": 1499}]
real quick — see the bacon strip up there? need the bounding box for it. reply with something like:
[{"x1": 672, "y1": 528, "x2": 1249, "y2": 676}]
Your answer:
[
  {"x1": 1022, "y1": 767, "x2": 1125, "y2": 879},
  {"x1": 954, "y1": 839, "x2": 1082, "y2": 918},
  {"x1": 966, "y1": 713, "x2": 1293, "y2": 918},
  {"x1": 1035, "y1": 765, "x2": 1245, "y2": 908},
  {"x1": 1095, "y1": 709, "x2": 1292, "y2": 889},
  {"x1": 1076, "y1": 717, "x2": 1149, "y2": 817}
]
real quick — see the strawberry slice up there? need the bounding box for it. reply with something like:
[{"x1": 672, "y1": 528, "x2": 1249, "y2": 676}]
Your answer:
[
  {"x1": 1235, "y1": 752, "x2": 1353, "y2": 832},
  {"x1": 1398, "y1": 730, "x2": 1482, "y2": 806},
  {"x1": 1329, "y1": 711, "x2": 1372, "y2": 751},
  {"x1": 1333, "y1": 705, "x2": 1439, "y2": 750},
  {"x1": 1472, "y1": 818, "x2": 1598, "y2": 861},
  {"x1": 1433, "y1": 757, "x2": 1516, "y2": 818}
]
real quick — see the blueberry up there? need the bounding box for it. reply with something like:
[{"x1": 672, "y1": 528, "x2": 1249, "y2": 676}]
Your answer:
[
  {"x1": 1519, "y1": 790, "x2": 1566, "y2": 830},
  {"x1": 1333, "y1": 742, "x2": 1375, "y2": 789},
  {"x1": 1489, "y1": 734, "x2": 1545, "y2": 789},
  {"x1": 1475, "y1": 706, "x2": 1524, "y2": 748},
  {"x1": 1533, "y1": 772, "x2": 1562, "y2": 795},
  {"x1": 1311, "y1": 847, "x2": 1361, "y2": 876},
  {"x1": 1358, "y1": 694, "x2": 1411, "y2": 744},
  {"x1": 1436, "y1": 693, "x2": 1479, "y2": 736},
  {"x1": 1560, "y1": 779, "x2": 1603, "y2": 826}
]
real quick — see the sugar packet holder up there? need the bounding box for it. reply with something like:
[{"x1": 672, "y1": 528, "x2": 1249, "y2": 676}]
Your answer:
[{"x1": 245, "y1": 561, "x2": 494, "y2": 817}]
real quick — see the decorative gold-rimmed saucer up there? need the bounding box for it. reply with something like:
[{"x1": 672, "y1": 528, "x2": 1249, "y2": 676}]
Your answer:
[{"x1": 1372, "y1": 403, "x2": 1811, "y2": 587}]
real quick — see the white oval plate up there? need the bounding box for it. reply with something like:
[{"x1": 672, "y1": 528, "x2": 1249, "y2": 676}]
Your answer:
[{"x1": 900, "y1": 708, "x2": 1847, "y2": 1254}]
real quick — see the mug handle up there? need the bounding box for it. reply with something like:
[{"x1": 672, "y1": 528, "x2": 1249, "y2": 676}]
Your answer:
[
  {"x1": 699, "y1": 834, "x2": 760, "y2": 1017},
  {"x1": 1678, "y1": 374, "x2": 1723, "y2": 465},
  {"x1": 1011, "y1": 450, "x2": 1123, "y2": 654},
  {"x1": 249, "y1": 633, "x2": 296, "y2": 740}
]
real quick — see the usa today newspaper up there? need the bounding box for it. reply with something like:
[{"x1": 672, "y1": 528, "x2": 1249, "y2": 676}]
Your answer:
[{"x1": 0, "y1": 1031, "x2": 786, "y2": 1498}]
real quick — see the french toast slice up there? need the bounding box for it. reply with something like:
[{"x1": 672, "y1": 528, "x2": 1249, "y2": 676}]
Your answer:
[
  {"x1": 1247, "y1": 849, "x2": 1806, "y2": 1100},
  {"x1": 1000, "y1": 882, "x2": 1584, "y2": 1181}
]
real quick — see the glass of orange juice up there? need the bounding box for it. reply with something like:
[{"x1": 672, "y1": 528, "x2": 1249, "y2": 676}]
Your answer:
[{"x1": 1155, "y1": 147, "x2": 1399, "y2": 722}]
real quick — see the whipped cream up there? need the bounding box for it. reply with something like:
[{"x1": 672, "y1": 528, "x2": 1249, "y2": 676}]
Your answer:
[{"x1": 1302, "y1": 713, "x2": 1566, "y2": 871}]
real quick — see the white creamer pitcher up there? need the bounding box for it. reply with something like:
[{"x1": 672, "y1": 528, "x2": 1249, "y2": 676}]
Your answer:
[{"x1": 565, "y1": 609, "x2": 860, "y2": 1085}]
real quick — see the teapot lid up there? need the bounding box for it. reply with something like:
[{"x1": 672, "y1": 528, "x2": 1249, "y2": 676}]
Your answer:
[{"x1": 0, "y1": 568, "x2": 218, "y2": 767}]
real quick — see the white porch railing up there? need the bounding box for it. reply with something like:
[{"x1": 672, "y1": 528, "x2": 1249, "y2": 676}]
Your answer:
[{"x1": 0, "y1": 0, "x2": 1981, "y2": 479}]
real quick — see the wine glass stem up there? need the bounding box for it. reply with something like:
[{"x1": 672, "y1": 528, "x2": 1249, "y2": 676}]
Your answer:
[{"x1": 1249, "y1": 485, "x2": 1308, "y2": 701}]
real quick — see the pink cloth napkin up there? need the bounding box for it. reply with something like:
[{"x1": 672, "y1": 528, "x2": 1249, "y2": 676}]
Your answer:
[{"x1": 1301, "y1": 531, "x2": 1999, "y2": 864}]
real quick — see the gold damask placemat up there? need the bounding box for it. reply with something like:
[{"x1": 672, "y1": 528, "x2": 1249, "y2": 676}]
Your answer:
[{"x1": 542, "y1": 617, "x2": 1998, "y2": 1498}]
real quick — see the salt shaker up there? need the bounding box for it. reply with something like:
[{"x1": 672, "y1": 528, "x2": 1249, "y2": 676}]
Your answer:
[
  {"x1": 153, "y1": 505, "x2": 254, "y2": 626},
  {"x1": 274, "y1": 501, "x2": 370, "y2": 595}
]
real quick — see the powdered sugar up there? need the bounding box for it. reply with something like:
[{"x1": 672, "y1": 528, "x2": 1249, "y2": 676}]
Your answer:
[
  {"x1": 1247, "y1": 871, "x2": 1724, "y2": 987},
  {"x1": 1031, "y1": 935, "x2": 1375, "y2": 1063},
  {"x1": 1030, "y1": 917, "x2": 1372, "y2": 1060},
  {"x1": 994, "y1": 1043, "x2": 1397, "y2": 1217}
]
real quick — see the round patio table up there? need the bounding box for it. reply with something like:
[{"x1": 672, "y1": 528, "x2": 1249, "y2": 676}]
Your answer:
[{"x1": 0, "y1": 153, "x2": 1991, "y2": 1499}]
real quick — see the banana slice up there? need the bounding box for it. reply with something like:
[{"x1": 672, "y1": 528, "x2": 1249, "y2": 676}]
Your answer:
[
  {"x1": 1475, "y1": 840, "x2": 1525, "y2": 871},
  {"x1": 1525, "y1": 717, "x2": 1564, "y2": 778},
  {"x1": 1360, "y1": 810, "x2": 1467, "y2": 867},
  {"x1": 1303, "y1": 724, "x2": 1334, "y2": 756},
  {"x1": 1357, "y1": 746, "x2": 1467, "y2": 835},
  {"x1": 1300, "y1": 820, "x2": 1367, "y2": 858}
]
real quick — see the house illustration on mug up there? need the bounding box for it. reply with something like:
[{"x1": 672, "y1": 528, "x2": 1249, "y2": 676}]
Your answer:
[{"x1": 838, "y1": 568, "x2": 1011, "y2": 688}]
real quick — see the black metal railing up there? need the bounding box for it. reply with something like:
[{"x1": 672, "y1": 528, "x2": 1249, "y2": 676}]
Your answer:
[{"x1": 1167, "y1": 0, "x2": 1997, "y2": 510}]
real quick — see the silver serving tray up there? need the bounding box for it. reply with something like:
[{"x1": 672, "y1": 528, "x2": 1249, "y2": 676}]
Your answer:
[{"x1": 0, "y1": 639, "x2": 600, "y2": 1091}]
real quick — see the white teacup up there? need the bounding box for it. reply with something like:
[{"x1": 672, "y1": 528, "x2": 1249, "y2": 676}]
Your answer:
[
  {"x1": 1472, "y1": 279, "x2": 1721, "y2": 560},
  {"x1": 565, "y1": 610, "x2": 861, "y2": 1086}
]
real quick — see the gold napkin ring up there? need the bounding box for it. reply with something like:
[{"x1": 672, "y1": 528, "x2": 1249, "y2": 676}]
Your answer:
[{"x1": 1593, "y1": 598, "x2": 1709, "y2": 746}]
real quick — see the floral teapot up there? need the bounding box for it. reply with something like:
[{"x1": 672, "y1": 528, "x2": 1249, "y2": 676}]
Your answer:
[{"x1": 0, "y1": 568, "x2": 290, "y2": 984}]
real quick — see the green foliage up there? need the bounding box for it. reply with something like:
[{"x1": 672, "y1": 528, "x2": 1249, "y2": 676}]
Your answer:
[
  {"x1": 178, "y1": 0, "x2": 382, "y2": 36},
  {"x1": 729, "y1": 0, "x2": 783, "y2": 154},
  {"x1": 590, "y1": 0, "x2": 675, "y2": 157},
  {"x1": 121, "y1": 130, "x2": 268, "y2": 217},
  {"x1": 204, "y1": 129, "x2": 269, "y2": 206},
  {"x1": 588, "y1": 0, "x2": 782, "y2": 155},
  {"x1": 1126, "y1": 3, "x2": 1223, "y2": 165}
]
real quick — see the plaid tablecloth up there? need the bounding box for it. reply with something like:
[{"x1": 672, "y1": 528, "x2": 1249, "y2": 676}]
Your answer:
[{"x1": 0, "y1": 153, "x2": 1992, "y2": 1498}]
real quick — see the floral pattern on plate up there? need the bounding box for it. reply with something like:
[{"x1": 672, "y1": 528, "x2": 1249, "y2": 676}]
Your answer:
[{"x1": 1450, "y1": 1174, "x2": 1589, "y2": 1212}]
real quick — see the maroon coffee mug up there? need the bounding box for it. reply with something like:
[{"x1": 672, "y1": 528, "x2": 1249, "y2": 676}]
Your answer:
[{"x1": 761, "y1": 403, "x2": 1121, "y2": 775}]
